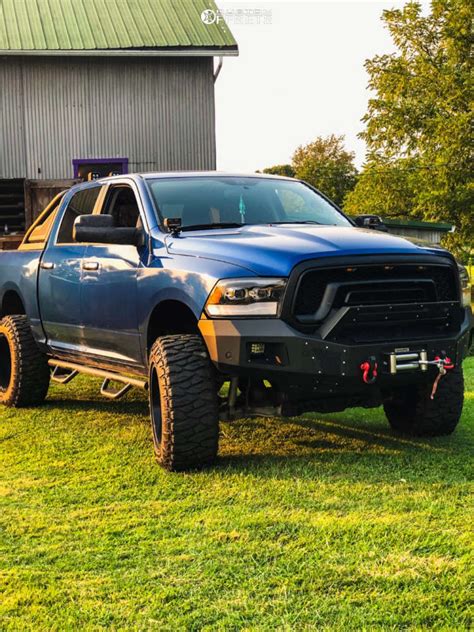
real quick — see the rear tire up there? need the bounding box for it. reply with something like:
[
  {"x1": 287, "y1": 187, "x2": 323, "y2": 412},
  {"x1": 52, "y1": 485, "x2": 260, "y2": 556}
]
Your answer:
[
  {"x1": 383, "y1": 365, "x2": 464, "y2": 436},
  {"x1": 148, "y1": 334, "x2": 219, "y2": 471},
  {"x1": 0, "y1": 315, "x2": 50, "y2": 407}
]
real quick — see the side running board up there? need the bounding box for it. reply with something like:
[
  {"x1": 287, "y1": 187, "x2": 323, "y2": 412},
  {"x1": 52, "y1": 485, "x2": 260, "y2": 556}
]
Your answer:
[{"x1": 48, "y1": 359, "x2": 148, "y2": 400}]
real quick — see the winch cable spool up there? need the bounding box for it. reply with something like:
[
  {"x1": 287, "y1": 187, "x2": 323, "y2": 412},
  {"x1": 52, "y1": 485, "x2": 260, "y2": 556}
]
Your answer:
[{"x1": 360, "y1": 351, "x2": 455, "y2": 396}]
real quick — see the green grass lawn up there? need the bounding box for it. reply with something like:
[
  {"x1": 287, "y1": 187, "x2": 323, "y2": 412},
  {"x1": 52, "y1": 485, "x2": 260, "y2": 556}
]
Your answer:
[{"x1": 1, "y1": 359, "x2": 473, "y2": 630}]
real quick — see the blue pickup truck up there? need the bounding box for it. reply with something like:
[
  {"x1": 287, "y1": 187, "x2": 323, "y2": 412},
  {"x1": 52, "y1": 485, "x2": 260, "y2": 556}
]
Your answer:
[{"x1": 0, "y1": 173, "x2": 472, "y2": 470}]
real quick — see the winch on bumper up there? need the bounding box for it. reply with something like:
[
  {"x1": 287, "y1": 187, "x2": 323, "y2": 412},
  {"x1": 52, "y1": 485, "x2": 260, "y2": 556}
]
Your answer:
[{"x1": 199, "y1": 307, "x2": 473, "y2": 399}]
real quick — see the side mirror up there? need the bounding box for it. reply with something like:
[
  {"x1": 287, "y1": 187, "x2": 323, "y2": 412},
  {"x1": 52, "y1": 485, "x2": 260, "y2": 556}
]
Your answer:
[
  {"x1": 354, "y1": 215, "x2": 388, "y2": 232},
  {"x1": 73, "y1": 214, "x2": 144, "y2": 246}
]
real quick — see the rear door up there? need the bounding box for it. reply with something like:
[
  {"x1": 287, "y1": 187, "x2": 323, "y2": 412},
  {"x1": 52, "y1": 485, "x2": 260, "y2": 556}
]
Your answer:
[
  {"x1": 79, "y1": 182, "x2": 145, "y2": 366},
  {"x1": 38, "y1": 185, "x2": 102, "y2": 354}
]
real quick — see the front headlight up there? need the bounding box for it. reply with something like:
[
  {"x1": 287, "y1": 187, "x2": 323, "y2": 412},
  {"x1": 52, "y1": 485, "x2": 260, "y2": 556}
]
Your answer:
[
  {"x1": 205, "y1": 278, "x2": 287, "y2": 317},
  {"x1": 458, "y1": 264, "x2": 472, "y2": 308}
]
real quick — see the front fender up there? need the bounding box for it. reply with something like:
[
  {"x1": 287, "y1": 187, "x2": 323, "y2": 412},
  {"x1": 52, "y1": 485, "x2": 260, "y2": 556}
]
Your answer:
[{"x1": 137, "y1": 252, "x2": 256, "y2": 360}]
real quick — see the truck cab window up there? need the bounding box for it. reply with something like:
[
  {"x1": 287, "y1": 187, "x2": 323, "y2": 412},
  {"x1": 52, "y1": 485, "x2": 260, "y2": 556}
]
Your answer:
[
  {"x1": 103, "y1": 187, "x2": 142, "y2": 229},
  {"x1": 57, "y1": 187, "x2": 101, "y2": 244}
]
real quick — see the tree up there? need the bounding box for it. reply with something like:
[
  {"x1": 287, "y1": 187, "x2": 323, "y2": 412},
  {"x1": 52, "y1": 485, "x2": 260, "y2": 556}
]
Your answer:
[
  {"x1": 344, "y1": 158, "x2": 417, "y2": 218},
  {"x1": 262, "y1": 164, "x2": 295, "y2": 178},
  {"x1": 292, "y1": 135, "x2": 357, "y2": 207},
  {"x1": 345, "y1": 0, "x2": 473, "y2": 259}
]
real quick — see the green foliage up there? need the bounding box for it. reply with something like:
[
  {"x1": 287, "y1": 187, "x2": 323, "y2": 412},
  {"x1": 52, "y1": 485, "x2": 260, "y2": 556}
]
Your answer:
[
  {"x1": 292, "y1": 134, "x2": 357, "y2": 207},
  {"x1": 1, "y1": 360, "x2": 473, "y2": 628},
  {"x1": 345, "y1": 0, "x2": 473, "y2": 259},
  {"x1": 262, "y1": 164, "x2": 295, "y2": 178},
  {"x1": 345, "y1": 159, "x2": 418, "y2": 219}
]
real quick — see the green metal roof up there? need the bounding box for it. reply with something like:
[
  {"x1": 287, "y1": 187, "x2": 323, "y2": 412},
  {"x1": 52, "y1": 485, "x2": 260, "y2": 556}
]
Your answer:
[{"x1": 0, "y1": 0, "x2": 238, "y2": 55}]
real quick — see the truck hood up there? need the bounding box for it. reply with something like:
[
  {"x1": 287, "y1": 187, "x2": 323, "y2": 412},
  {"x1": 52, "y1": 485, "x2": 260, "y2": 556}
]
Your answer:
[{"x1": 164, "y1": 225, "x2": 446, "y2": 277}]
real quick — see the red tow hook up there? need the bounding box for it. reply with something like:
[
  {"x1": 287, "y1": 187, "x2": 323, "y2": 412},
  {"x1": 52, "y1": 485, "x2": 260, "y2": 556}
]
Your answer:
[
  {"x1": 430, "y1": 355, "x2": 454, "y2": 399},
  {"x1": 360, "y1": 356, "x2": 378, "y2": 385}
]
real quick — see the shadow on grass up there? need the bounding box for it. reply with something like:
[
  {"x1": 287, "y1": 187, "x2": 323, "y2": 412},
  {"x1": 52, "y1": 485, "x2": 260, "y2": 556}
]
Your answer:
[
  {"x1": 44, "y1": 393, "x2": 410, "y2": 449},
  {"x1": 217, "y1": 412, "x2": 468, "y2": 479},
  {"x1": 293, "y1": 415, "x2": 445, "y2": 452},
  {"x1": 43, "y1": 396, "x2": 149, "y2": 418},
  {"x1": 42, "y1": 390, "x2": 468, "y2": 480}
]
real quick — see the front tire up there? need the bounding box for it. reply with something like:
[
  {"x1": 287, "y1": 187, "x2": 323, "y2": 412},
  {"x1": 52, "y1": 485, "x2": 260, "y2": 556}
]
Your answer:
[
  {"x1": 148, "y1": 334, "x2": 219, "y2": 471},
  {"x1": 0, "y1": 315, "x2": 50, "y2": 407},
  {"x1": 383, "y1": 365, "x2": 464, "y2": 436}
]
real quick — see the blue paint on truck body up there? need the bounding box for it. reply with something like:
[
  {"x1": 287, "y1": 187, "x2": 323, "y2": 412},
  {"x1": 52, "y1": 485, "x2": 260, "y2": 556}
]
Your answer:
[{"x1": 0, "y1": 173, "x2": 470, "y2": 376}]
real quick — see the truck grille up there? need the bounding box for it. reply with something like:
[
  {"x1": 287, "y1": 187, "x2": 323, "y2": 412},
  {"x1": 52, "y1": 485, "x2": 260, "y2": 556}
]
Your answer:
[{"x1": 291, "y1": 261, "x2": 460, "y2": 343}]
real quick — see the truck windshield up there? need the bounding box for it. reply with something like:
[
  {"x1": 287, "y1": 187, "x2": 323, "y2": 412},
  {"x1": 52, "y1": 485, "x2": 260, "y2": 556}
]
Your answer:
[{"x1": 147, "y1": 177, "x2": 351, "y2": 229}]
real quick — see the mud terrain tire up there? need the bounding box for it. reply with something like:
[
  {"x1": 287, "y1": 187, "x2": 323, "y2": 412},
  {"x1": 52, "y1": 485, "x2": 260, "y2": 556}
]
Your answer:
[
  {"x1": 0, "y1": 315, "x2": 50, "y2": 407},
  {"x1": 383, "y1": 365, "x2": 464, "y2": 436},
  {"x1": 149, "y1": 334, "x2": 219, "y2": 471}
]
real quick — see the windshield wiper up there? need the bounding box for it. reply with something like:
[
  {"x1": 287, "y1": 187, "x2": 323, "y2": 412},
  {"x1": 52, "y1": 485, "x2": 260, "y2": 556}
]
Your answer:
[
  {"x1": 180, "y1": 222, "x2": 245, "y2": 232},
  {"x1": 168, "y1": 220, "x2": 324, "y2": 234}
]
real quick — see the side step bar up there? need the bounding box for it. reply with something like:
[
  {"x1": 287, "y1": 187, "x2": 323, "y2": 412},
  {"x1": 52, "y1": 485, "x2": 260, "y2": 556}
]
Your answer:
[{"x1": 48, "y1": 359, "x2": 148, "y2": 399}]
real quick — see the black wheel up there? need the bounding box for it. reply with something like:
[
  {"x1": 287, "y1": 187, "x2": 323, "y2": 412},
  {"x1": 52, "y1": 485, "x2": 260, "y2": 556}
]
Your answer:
[
  {"x1": 383, "y1": 365, "x2": 464, "y2": 436},
  {"x1": 148, "y1": 334, "x2": 219, "y2": 471},
  {"x1": 0, "y1": 315, "x2": 50, "y2": 408}
]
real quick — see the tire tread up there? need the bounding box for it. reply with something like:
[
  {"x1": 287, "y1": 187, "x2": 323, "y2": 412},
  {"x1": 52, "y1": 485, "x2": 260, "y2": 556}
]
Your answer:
[
  {"x1": 384, "y1": 365, "x2": 464, "y2": 436},
  {"x1": 149, "y1": 334, "x2": 219, "y2": 471},
  {"x1": 0, "y1": 315, "x2": 50, "y2": 407}
]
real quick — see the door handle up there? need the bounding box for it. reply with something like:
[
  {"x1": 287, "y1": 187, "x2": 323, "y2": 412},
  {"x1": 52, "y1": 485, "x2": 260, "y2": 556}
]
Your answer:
[
  {"x1": 82, "y1": 261, "x2": 100, "y2": 271},
  {"x1": 40, "y1": 262, "x2": 55, "y2": 270}
]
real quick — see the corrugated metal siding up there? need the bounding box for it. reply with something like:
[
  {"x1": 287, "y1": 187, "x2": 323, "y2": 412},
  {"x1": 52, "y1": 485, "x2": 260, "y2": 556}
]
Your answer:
[
  {"x1": 0, "y1": 0, "x2": 237, "y2": 51},
  {"x1": 0, "y1": 61, "x2": 26, "y2": 175},
  {"x1": 386, "y1": 227, "x2": 446, "y2": 245},
  {"x1": 0, "y1": 56, "x2": 216, "y2": 178}
]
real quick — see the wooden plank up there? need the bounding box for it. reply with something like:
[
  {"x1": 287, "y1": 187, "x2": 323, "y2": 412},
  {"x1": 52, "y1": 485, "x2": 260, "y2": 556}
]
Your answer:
[
  {"x1": 0, "y1": 235, "x2": 24, "y2": 250},
  {"x1": 24, "y1": 179, "x2": 80, "y2": 227}
]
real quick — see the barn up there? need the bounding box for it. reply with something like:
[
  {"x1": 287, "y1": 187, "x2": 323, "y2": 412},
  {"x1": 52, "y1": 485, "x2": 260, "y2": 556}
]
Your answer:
[{"x1": 0, "y1": 0, "x2": 237, "y2": 238}]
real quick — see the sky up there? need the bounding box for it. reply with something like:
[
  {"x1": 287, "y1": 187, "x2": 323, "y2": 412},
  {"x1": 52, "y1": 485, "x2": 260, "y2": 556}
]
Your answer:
[{"x1": 214, "y1": 0, "x2": 429, "y2": 172}]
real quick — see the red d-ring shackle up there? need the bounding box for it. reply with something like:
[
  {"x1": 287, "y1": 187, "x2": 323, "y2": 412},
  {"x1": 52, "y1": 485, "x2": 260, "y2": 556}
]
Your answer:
[
  {"x1": 360, "y1": 356, "x2": 378, "y2": 384},
  {"x1": 434, "y1": 355, "x2": 454, "y2": 370}
]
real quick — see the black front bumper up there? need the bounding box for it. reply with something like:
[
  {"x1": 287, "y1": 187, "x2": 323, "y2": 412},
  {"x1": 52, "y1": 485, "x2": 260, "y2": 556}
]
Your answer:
[{"x1": 199, "y1": 307, "x2": 473, "y2": 397}]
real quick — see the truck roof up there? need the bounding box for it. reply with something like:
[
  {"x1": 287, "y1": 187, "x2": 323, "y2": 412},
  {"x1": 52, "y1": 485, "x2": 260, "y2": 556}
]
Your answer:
[{"x1": 96, "y1": 171, "x2": 297, "y2": 184}]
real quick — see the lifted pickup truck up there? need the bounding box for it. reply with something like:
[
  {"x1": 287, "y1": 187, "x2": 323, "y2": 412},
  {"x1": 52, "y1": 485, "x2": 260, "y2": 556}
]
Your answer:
[{"x1": 0, "y1": 173, "x2": 472, "y2": 470}]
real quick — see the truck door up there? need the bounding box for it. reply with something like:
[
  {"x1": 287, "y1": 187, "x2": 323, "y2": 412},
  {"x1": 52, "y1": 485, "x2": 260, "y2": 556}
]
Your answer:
[
  {"x1": 79, "y1": 183, "x2": 144, "y2": 366},
  {"x1": 38, "y1": 185, "x2": 102, "y2": 354}
]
